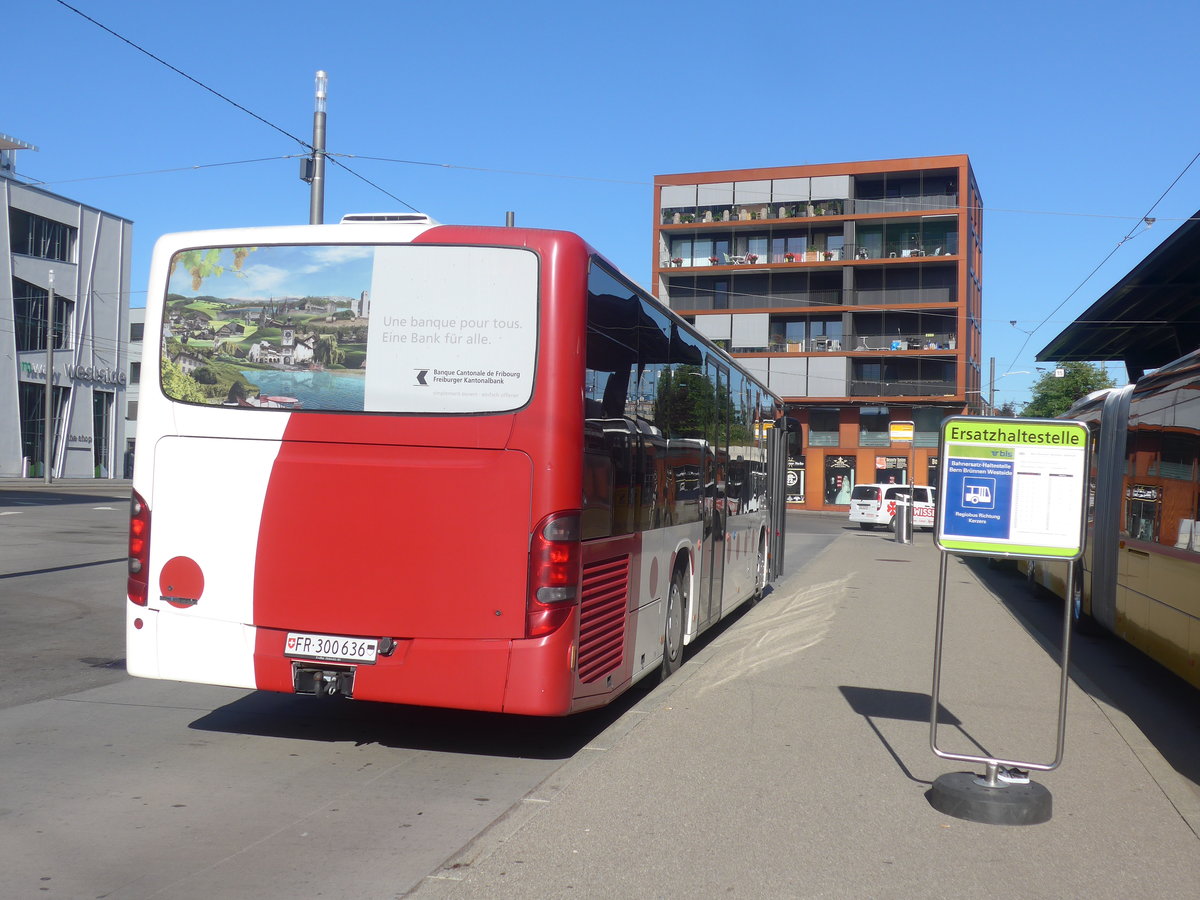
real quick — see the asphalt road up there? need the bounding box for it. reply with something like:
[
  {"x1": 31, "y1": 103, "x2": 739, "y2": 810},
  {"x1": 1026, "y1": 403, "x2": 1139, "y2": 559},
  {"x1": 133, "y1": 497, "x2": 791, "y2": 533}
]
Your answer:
[
  {"x1": 0, "y1": 487, "x2": 842, "y2": 899},
  {"x1": 1, "y1": 484, "x2": 130, "y2": 708}
]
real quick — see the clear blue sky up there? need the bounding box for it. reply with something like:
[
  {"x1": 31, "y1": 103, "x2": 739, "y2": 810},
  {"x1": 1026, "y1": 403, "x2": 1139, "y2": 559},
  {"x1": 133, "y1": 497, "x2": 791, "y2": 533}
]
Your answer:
[{"x1": 10, "y1": 0, "x2": 1200, "y2": 408}]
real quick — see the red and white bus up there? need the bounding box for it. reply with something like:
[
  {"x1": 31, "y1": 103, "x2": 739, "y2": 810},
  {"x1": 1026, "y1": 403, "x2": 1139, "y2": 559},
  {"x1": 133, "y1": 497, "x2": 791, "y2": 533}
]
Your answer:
[{"x1": 127, "y1": 215, "x2": 786, "y2": 715}]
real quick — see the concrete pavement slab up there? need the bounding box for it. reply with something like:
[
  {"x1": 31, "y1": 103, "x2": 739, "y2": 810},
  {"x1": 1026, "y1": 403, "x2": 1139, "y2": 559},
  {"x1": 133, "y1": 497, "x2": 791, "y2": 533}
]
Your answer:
[{"x1": 411, "y1": 529, "x2": 1200, "y2": 899}]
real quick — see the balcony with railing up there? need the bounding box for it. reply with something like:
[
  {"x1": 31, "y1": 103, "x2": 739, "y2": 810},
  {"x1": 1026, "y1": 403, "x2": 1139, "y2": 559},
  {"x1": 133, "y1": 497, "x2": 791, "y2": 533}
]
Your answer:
[
  {"x1": 850, "y1": 380, "x2": 959, "y2": 397},
  {"x1": 847, "y1": 333, "x2": 957, "y2": 352},
  {"x1": 664, "y1": 280, "x2": 956, "y2": 311},
  {"x1": 661, "y1": 236, "x2": 958, "y2": 273},
  {"x1": 658, "y1": 193, "x2": 959, "y2": 226},
  {"x1": 850, "y1": 357, "x2": 958, "y2": 398}
]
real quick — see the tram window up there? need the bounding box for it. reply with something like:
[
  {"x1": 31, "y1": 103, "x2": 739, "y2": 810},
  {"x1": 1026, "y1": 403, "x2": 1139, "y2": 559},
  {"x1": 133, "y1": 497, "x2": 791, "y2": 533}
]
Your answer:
[
  {"x1": 1177, "y1": 516, "x2": 1198, "y2": 553},
  {"x1": 1126, "y1": 498, "x2": 1159, "y2": 542},
  {"x1": 1158, "y1": 433, "x2": 1198, "y2": 549}
]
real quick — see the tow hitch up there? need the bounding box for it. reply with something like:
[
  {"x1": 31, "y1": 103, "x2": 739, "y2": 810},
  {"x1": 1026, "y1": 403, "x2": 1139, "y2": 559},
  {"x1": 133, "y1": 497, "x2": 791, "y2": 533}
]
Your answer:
[{"x1": 293, "y1": 664, "x2": 355, "y2": 698}]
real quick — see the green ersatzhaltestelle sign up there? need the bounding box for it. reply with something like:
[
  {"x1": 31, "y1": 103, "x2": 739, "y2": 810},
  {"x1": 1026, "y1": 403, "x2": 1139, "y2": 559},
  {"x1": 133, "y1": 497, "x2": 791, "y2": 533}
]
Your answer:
[{"x1": 935, "y1": 417, "x2": 1090, "y2": 559}]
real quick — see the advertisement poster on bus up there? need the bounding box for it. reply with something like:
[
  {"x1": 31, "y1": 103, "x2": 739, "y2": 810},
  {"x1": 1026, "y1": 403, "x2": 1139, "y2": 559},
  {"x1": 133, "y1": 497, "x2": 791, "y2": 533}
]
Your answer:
[
  {"x1": 160, "y1": 244, "x2": 538, "y2": 415},
  {"x1": 935, "y1": 416, "x2": 1090, "y2": 559}
]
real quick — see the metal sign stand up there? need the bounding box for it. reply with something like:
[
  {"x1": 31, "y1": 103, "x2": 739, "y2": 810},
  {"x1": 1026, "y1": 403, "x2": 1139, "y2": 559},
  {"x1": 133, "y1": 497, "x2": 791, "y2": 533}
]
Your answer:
[
  {"x1": 927, "y1": 416, "x2": 1090, "y2": 826},
  {"x1": 928, "y1": 556, "x2": 1077, "y2": 825}
]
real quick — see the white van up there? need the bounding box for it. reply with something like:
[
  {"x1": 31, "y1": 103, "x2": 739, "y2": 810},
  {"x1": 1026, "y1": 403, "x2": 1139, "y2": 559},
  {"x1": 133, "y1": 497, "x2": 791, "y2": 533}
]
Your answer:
[{"x1": 848, "y1": 484, "x2": 937, "y2": 530}]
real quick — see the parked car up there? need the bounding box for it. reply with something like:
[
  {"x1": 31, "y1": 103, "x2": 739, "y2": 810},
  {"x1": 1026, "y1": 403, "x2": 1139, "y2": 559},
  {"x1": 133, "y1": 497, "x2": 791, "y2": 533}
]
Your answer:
[{"x1": 848, "y1": 484, "x2": 937, "y2": 530}]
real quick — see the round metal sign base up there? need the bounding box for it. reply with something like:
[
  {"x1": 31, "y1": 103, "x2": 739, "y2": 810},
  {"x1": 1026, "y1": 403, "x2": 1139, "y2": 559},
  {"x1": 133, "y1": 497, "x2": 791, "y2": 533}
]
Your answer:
[{"x1": 927, "y1": 772, "x2": 1052, "y2": 826}]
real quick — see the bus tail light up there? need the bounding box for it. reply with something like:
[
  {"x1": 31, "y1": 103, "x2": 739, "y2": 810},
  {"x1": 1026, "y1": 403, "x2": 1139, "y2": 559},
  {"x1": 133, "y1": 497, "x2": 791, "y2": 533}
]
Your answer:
[
  {"x1": 526, "y1": 511, "x2": 582, "y2": 638},
  {"x1": 128, "y1": 490, "x2": 151, "y2": 606}
]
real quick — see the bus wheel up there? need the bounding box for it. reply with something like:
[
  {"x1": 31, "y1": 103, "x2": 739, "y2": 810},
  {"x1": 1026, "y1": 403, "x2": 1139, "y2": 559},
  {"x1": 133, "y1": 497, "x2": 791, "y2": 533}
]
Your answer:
[
  {"x1": 662, "y1": 569, "x2": 686, "y2": 678},
  {"x1": 751, "y1": 532, "x2": 768, "y2": 604}
]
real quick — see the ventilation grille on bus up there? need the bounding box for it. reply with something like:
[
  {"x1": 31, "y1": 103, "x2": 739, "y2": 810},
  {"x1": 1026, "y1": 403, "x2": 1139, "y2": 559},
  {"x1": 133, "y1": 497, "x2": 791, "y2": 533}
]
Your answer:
[
  {"x1": 577, "y1": 555, "x2": 629, "y2": 684},
  {"x1": 338, "y1": 212, "x2": 437, "y2": 225}
]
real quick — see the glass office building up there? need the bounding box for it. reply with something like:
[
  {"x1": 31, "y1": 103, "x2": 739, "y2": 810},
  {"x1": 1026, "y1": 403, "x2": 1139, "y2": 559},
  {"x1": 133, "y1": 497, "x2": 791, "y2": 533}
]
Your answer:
[{"x1": 1, "y1": 134, "x2": 132, "y2": 478}]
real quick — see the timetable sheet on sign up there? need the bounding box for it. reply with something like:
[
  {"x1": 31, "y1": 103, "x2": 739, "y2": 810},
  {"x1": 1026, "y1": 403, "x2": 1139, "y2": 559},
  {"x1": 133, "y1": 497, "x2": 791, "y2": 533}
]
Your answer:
[{"x1": 1012, "y1": 448, "x2": 1086, "y2": 542}]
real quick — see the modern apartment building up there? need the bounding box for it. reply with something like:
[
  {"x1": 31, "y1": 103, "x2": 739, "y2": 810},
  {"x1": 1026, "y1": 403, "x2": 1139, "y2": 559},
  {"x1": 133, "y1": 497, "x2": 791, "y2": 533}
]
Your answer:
[
  {"x1": 653, "y1": 155, "x2": 982, "y2": 510},
  {"x1": 1, "y1": 133, "x2": 133, "y2": 478}
]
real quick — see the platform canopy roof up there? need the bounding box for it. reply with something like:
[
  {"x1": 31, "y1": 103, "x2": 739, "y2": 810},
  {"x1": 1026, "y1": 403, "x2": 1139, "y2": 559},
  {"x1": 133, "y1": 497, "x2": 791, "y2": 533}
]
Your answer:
[{"x1": 1036, "y1": 209, "x2": 1200, "y2": 380}]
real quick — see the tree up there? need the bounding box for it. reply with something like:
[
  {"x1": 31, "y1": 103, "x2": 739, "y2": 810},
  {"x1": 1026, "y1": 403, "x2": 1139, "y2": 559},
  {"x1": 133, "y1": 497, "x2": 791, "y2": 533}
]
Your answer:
[
  {"x1": 160, "y1": 358, "x2": 207, "y2": 403},
  {"x1": 1021, "y1": 362, "x2": 1116, "y2": 418},
  {"x1": 314, "y1": 334, "x2": 345, "y2": 367},
  {"x1": 226, "y1": 380, "x2": 248, "y2": 404}
]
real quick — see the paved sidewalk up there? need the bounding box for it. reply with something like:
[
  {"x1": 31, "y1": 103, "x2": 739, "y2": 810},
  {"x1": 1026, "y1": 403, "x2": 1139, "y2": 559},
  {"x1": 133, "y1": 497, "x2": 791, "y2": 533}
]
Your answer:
[
  {"x1": 412, "y1": 528, "x2": 1200, "y2": 899},
  {"x1": 0, "y1": 477, "x2": 131, "y2": 497}
]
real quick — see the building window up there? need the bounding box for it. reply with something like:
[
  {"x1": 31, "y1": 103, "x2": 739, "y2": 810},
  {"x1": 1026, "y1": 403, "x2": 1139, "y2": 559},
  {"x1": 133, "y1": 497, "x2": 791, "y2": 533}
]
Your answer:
[
  {"x1": 130, "y1": 362, "x2": 141, "y2": 384},
  {"x1": 12, "y1": 278, "x2": 73, "y2": 351},
  {"x1": 913, "y1": 408, "x2": 944, "y2": 447},
  {"x1": 130, "y1": 322, "x2": 145, "y2": 341},
  {"x1": 9, "y1": 208, "x2": 77, "y2": 263},
  {"x1": 93, "y1": 391, "x2": 114, "y2": 477},
  {"x1": 17, "y1": 381, "x2": 69, "y2": 477},
  {"x1": 808, "y1": 317, "x2": 843, "y2": 350},
  {"x1": 859, "y1": 409, "x2": 890, "y2": 447},
  {"x1": 809, "y1": 408, "x2": 840, "y2": 446}
]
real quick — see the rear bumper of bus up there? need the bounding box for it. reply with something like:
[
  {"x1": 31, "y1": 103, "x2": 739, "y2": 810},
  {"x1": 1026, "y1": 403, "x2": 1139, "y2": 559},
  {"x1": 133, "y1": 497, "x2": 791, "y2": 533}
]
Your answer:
[{"x1": 127, "y1": 606, "x2": 581, "y2": 716}]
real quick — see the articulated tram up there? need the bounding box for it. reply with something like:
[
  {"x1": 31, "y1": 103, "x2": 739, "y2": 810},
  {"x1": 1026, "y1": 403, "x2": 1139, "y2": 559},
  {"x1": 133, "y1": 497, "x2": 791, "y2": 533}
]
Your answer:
[{"x1": 1025, "y1": 348, "x2": 1200, "y2": 690}]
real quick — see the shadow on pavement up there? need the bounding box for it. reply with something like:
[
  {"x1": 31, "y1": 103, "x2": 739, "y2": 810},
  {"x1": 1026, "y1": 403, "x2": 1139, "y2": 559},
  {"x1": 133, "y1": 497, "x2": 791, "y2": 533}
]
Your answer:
[
  {"x1": 839, "y1": 686, "x2": 997, "y2": 785},
  {"x1": 1, "y1": 489, "x2": 131, "y2": 506},
  {"x1": 187, "y1": 586, "x2": 765, "y2": 759},
  {"x1": 966, "y1": 557, "x2": 1200, "y2": 794},
  {"x1": 188, "y1": 670, "x2": 664, "y2": 760}
]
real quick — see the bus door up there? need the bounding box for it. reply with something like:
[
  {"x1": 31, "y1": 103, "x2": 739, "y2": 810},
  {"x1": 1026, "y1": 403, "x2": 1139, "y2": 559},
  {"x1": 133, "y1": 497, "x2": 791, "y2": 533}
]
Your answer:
[{"x1": 699, "y1": 359, "x2": 729, "y2": 628}]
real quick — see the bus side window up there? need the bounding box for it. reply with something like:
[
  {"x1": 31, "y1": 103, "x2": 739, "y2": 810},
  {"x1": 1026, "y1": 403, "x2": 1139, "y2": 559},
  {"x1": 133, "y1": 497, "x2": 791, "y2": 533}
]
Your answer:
[{"x1": 585, "y1": 267, "x2": 641, "y2": 538}]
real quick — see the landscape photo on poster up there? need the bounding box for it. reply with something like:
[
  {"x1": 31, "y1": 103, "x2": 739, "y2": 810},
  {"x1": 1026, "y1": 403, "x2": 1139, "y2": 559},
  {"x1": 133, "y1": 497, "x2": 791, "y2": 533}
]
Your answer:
[{"x1": 159, "y1": 244, "x2": 537, "y2": 414}]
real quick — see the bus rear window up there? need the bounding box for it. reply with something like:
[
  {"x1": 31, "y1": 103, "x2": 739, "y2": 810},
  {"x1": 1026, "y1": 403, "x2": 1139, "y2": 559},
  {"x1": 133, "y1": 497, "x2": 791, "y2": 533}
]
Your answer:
[
  {"x1": 160, "y1": 244, "x2": 537, "y2": 414},
  {"x1": 851, "y1": 486, "x2": 881, "y2": 501}
]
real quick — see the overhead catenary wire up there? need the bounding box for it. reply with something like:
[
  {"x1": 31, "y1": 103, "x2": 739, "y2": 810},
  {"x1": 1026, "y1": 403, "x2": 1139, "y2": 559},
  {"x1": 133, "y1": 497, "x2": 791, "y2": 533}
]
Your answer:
[
  {"x1": 33, "y1": 0, "x2": 1200, "y2": 397},
  {"x1": 53, "y1": 1, "x2": 310, "y2": 152},
  {"x1": 35, "y1": 1, "x2": 1200, "y2": 245},
  {"x1": 20, "y1": 156, "x2": 306, "y2": 189},
  {"x1": 1001, "y1": 147, "x2": 1200, "y2": 375},
  {"x1": 51, "y1": 0, "x2": 419, "y2": 213}
]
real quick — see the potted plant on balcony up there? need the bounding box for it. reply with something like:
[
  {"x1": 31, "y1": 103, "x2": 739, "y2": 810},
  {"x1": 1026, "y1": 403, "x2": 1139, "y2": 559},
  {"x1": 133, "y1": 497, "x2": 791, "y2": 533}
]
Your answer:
[
  {"x1": 671, "y1": 257, "x2": 683, "y2": 267},
  {"x1": 784, "y1": 252, "x2": 795, "y2": 262},
  {"x1": 745, "y1": 253, "x2": 758, "y2": 264},
  {"x1": 709, "y1": 256, "x2": 719, "y2": 266}
]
